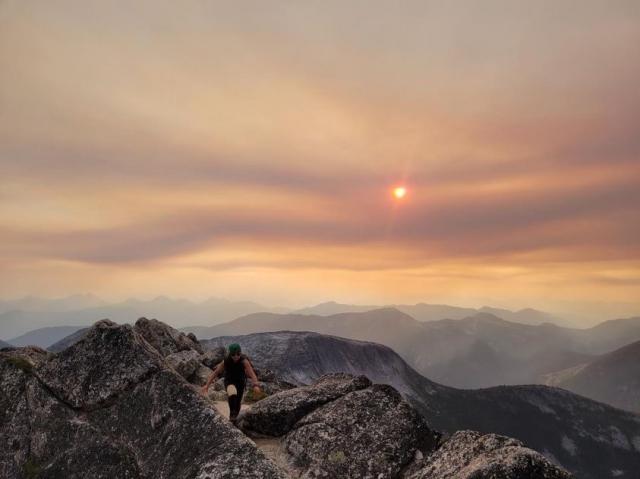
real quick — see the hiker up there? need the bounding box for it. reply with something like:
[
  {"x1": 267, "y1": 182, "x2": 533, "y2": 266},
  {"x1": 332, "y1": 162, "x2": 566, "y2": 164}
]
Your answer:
[{"x1": 201, "y1": 343, "x2": 261, "y2": 422}]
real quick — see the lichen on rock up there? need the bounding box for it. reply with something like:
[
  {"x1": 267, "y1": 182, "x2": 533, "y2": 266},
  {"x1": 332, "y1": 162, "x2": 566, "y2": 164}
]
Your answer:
[
  {"x1": 0, "y1": 319, "x2": 288, "y2": 479},
  {"x1": 408, "y1": 430, "x2": 573, "y2": 479},
  {"x1": 282, "y1": 384, "x2": 438, "y2": 479}
]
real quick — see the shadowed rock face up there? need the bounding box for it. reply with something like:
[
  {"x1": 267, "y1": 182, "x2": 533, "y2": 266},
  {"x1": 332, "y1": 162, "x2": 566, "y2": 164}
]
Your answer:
[
  {"x1": 0, "y1": 319, "x2": 286, "y2": 479},
  {"x1": 408, "y1": 431, "x2": 572, "y2": 479}
]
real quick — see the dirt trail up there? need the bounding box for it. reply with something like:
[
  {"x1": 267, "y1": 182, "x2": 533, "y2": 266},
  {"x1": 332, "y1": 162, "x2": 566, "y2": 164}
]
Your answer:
[{"x1": 213, "y1": 401, "x2": 294, "y2": 476}]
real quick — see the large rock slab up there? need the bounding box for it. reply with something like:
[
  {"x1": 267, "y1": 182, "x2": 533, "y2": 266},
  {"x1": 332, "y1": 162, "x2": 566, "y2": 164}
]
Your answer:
[
  {"x1": 0, "y1": 319, "x2": 287, "y2": 479},
  {"x1": 0, "y1": 357, "x2": 33, "y2": 478},
  {"x1": 238, "y1": 373, "x2": 371, "y2": 436},
  {"x1": 89, "y1": 370, "x2": 284, "y2": 479},
  {"x1": 283, "y1": 384, "x2": 439, "y2": 479},
  {"x1": 408, "y1": 430, "x2": 572, "y2": 479},
  {"x1": 135, "y1": 317, "x2": 204, "y2": 356},
  {"x1": 165, "y1": 349, "x2": 205, "y2": 381},
  {"x1": 35, "y1": 319, "x2": 164, "y2": 410}
]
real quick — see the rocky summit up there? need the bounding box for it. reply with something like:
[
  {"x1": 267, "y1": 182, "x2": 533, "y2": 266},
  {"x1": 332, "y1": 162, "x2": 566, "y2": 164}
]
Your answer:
[
  {"x1": 0, "y1": 319, "x2": 285, "y2": 479},
  {"x1": 238, "y1": 373, "x2": 571, "y2": 479},
  {"x1": 1, "y1": 318, "x2": 573, "y2": 478},
  {"x1": 407, "y1": 431, "x2": 573, "y2": 479}
]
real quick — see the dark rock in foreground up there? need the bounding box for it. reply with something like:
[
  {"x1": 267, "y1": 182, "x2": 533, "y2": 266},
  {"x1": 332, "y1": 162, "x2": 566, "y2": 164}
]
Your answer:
[
  {"x1": 408, "y1": 430, "x2": 572, "y2": 479},
  {"x1": 284, "y1": 384, "x2": 437, "y2": 478},
  {"x1": 1, "y1": 319, "x2": 574, "y2": 479},
  {"x1": 0, "y1": 319, "x2": 286, "y2": 478},
  {"x1": 239, "y1": 373, "x2": 371, "y2": 436},
  {"x1": 237, "y1": 372, "x2": 569, "y2": 479}
]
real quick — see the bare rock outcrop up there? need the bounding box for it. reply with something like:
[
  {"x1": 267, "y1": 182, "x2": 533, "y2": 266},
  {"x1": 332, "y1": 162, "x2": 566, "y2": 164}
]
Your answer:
[
  {"x1": 236, "y1": 371, "x2": 572, "y2": 479},
  {"x1": 283, "y1": 384, "x2": 438, "y2": 478},
  {"x1": 408, "y1": 430, "x2": 572, "y2": 479},
  {"x1": 135, "y1": 317, "x2": 204, "y2": 356},
  {"x1": 238, "y1": 373, "x2": 371, "y2": 436},
  {"x1": 1, "y1": 318, "x2": 575, "y2": 479},
  {"x1": 166, "y1": 349, "x2": 206, "y2": 382},
  {"x1": 0, "y1": 319, "x2": 286, "y2": 479}
]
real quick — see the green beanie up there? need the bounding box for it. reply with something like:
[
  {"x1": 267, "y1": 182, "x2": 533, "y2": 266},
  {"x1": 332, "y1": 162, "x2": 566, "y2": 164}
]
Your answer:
[{"x1": 228, "y1": 343, "x2": 241, "y2": 355}]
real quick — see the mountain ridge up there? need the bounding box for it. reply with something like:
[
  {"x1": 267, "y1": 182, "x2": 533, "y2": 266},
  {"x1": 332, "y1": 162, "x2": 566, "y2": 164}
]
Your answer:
[
  {"x1": 202, "y1": 330, "x2": 640, "y2": 479},
  {"x1": 187, "y1": 308, "x2": 640, "y2": 389},
  {"x1": 544, "y1": 339, "x2": 640, "y2": 413}
]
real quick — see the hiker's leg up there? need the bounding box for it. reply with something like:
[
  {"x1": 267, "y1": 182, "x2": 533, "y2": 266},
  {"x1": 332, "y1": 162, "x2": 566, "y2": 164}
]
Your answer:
[
  {"x1": 231, "y1": 382, "x2": 246, "y2": 419},
  {"x1": 225, "y1": 382, "x2": 235, "y2": 418},
  {"x1": 236, "y1": 381, "x2": 245, "y2": 408}
]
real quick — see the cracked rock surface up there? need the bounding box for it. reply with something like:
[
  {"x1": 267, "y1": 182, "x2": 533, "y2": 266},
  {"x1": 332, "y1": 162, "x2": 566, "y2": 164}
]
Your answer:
[
  {"x1": 238, "y1": 373, "x2": 371, "y2": 437},
  {"x1": 407, "y1": 430, "x2": 573, "y2": 479},
  {"x1": 1, "y1": 319, "x2": 574, "y2": 479},
  {"x1": 283, "y1": 384, "x2": 438, "y2": 479},
  {"x1": 0, "y1": 319, "x2": 286, "y2": 479}
]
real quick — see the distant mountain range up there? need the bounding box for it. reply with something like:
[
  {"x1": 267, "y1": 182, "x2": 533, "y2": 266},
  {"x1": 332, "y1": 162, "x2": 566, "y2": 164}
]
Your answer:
[
  {"x1": 293, "y1": 301, "x2": 562, "y2": 325},
  {"x1": 0, "y1": 295, "x2": 286, "y2": 339},
  {"x1": 0, "y1": 293, "x2": 107, "y2": 314},
  {"x1": 8, "y1": 326, "x2": 85, "y2": 348},
  {"x1": 544, "y1": 339, "x2": 640, "y2": 413},
  {"x1": 188, "y1": 308, "x2": 640, "y2": 389},
  {"x1": 0, "y1": 339, "x2": 11, "y2": 349},
  {"x1": 0, "y1": 294, "x2": 570, "y2": 344},
  {"x1": 48, "y1": 327, "x2": 90, "y2": 353},
  {"x1": 203, "y1": 330, "x2": 640, "y2": 479}
]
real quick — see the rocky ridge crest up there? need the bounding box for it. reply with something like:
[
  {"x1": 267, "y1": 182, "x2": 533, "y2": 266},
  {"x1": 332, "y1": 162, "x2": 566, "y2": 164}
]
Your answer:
[{"x1": 2, "y1": 319, "x2": 573, "y2": 478}]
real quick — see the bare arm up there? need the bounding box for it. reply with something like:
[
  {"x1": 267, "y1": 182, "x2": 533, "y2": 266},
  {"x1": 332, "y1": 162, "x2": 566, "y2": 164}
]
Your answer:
[
  {"x1": 243, "y1": 360, "x2": 260, "y2": 389},
  {"x1": 202, "y1": 361, "x2": 224, "y2": 393}
]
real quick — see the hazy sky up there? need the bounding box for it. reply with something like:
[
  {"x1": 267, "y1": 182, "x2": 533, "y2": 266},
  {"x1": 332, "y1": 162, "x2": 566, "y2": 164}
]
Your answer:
[{"x1": 1, "y1": 1, "x2": 639, "y2": 320}]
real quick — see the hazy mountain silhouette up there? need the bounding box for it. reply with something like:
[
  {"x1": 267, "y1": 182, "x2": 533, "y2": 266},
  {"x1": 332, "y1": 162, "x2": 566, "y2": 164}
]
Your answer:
[
  {"x1": 544, "y1": 340, "x2": 640, "y2": 413},
  {"x1": 0, "y1": 296, "x2": 286, "y2": 338},
  {"x1": 294, "y1": 301, "x2": 561, "y2": 324},
  {"x1": 203, "y1": 331, "x2": 640, "y2": 479},
  {"x1": 0, "y1": 293, "x2": 107, "y2": 314},
  {"x1": 570, "y1": 316, "x2": 640, "y2": 354},
  {"x1": 478, "y1": 306, "x2": 558, "y2": 325},
  {"x1": 189, "y1": 309, "x2": 640, "y2": 388},
  {"x1": 48, "y1": 327, "x2": 90, "y2": 353},
  {"x1": 0, "y1": 339, "x2": 11, "y2": 349},
  {"x1": 8, "y1": 326, "x2": 85, "y2": 348}
]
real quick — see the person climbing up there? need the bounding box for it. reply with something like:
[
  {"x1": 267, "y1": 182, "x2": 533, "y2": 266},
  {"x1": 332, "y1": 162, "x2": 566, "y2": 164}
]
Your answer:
[{"x1": 201, "y1": 343, "x2": 261, "y2": 423}]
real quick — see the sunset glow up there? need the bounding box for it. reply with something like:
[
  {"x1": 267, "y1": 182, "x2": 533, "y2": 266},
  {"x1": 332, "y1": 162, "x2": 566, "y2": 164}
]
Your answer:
[{"x1": 0, "y1": 1, "x2": 638, "y2": 322}]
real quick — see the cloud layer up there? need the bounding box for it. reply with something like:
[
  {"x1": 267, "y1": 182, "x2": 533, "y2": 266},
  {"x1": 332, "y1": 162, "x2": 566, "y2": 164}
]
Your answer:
[{"x1": 1, "y1": 1, "x2": 639, "y2": 317}]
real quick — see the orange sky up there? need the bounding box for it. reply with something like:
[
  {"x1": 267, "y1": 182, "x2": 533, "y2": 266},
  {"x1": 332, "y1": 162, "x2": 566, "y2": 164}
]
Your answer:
[{"x1": 1, "y1": 1, "x2": 639, "y2": 322}]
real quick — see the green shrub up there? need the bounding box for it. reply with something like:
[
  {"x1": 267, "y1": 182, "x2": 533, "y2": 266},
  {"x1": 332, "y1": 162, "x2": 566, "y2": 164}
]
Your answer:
[
  {"x1": 23, "y1": 459, "x2": 42, "y2": 478},
  {"x1": 328, "y1": 450, "x2": 346, "y2": 464},
  {"x1": 243, "y1": 388, "x2": 268, "y2": 403},
  {"x1": 6, "y1": 357, "x2": 34, "y2": 373}
]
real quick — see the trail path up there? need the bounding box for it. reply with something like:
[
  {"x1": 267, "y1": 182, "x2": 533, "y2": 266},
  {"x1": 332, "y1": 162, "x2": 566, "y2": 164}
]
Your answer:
[{"x1": 212, "y1": 401, "x2": 293, "y2": 476}]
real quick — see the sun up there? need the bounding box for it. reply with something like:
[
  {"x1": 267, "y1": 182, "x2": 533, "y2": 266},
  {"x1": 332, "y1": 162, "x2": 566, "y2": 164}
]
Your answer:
[{"x1": 393, "y1": 186, "x2": 407, "y2": 199}]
